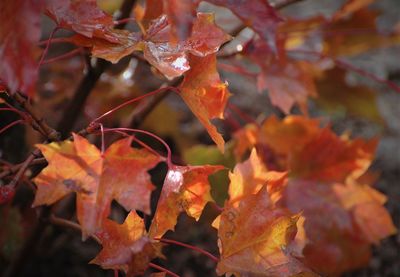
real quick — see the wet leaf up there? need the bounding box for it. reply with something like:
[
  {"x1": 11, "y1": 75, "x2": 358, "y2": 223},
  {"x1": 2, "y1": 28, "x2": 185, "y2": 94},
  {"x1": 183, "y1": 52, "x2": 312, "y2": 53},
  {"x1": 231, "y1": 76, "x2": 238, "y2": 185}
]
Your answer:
[{"x1": 150, "y1": 164, "x2": 224, "y2": 238}]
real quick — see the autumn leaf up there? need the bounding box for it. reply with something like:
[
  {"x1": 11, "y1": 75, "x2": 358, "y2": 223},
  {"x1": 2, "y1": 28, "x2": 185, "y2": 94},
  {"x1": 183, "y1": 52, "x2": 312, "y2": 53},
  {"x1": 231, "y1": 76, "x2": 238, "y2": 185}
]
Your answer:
[
  {"x1": 289, "y1": 128, "x2": 377, "y2": 183},
  {"x1": 135, "y1": 0, "x2": 163, "y2": 29},
  {"x1": 45, "y1": 0, "x2": 119, "y2": 42},
  {"x1": 66, "y1": 30, "x2": 141, "y2": 64},
  {"x1": 143, "y1": 13, "x2": 231, "y2": 80},
  {"x1": 0, "y1": 0, "x2": 42, "y2": 95},
  {"x1": 149, "y1": 164, "x2": 224, "y2": 238},
  {"x1": 243, "y1": 39, "x2": 317, "y2": 114},
  {"x1": 280, "y1": 179, "x2": 396, "y2": 275},
  {"x1": 258, "y1": 116, "x2": 320, "y2": 155},
  {"x1": 179, "y1": 54, "x2": 231, "y2": 152},
  {"x1": 323, "y1": 9, "x2": 400, "y2": 57},
  {"x1": 163, "y1": 0, "x2": 196, "y2": 42},
  {"x1": 332, "y1": 0, "x2": 376, "y2": 21},
  {"x1": 228, "y1": 148, "x2": 287, "y2": 206},
  {"x1": 33, "y1": 134, "x2": 162, "y2": 238},
  {"x1": 216, "y1": 186, "x2": 311, "y2": 276},
  {"x1": 315, "y1": 67, "x2": 382, "y2": 122},
  {"x1": 91, "y1": 211, "x2": 162, "y2": 276},
  {"x1": 208, "y1": 0, "x2": 283, "y2": 52}
]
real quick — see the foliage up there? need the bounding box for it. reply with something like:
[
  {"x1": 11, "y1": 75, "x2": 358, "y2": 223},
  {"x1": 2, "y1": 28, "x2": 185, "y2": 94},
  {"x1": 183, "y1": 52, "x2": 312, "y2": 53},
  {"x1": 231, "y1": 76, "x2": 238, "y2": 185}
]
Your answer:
[{"x1": 0, "y1": 0, "x2": 398, "y2": 276}]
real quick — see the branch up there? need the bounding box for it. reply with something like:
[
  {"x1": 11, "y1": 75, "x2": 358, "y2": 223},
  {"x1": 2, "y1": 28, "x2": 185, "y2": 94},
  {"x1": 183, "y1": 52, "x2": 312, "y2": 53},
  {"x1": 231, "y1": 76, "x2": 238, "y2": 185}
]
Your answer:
[
  {"x1": 12, "y1": 92, "x2": 60, "y2": 141},
  {"x1": 56, "y1": 0, "x2": 138, "y2": 137}
]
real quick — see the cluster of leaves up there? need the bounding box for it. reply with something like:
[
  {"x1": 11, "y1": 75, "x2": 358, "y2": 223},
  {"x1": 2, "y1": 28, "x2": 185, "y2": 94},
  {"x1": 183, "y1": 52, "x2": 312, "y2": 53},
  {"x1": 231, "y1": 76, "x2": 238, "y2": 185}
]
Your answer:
[{"x1": 0, "y1": 0, "x2": 399, "y2": 276}]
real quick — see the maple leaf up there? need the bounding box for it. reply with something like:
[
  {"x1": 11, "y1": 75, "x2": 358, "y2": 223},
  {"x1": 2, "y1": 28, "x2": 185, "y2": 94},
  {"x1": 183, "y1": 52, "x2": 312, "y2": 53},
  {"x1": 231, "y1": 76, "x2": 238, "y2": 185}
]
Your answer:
[
  {"x1": 143, "y1": 13, "x2": 231, "y2": 80},
  {"x1": 163, "y1": 0, "x2": 196, "y2": 42},
  {"x1": 244, "y1": 39, "x2": 317, "y2": 114},
  {"x1": 91, "y1": 211, "x2": 162, "y2": 276},
  {"x1": 208, "y1": 0, "x2": 284, "y2": 52},
  {"x1": 315, "y1": 67, "x2": 382, "y2": 122},
  {"x1": 33, "y1": 134, "x2": 162, "y2": 238},
  {"x1": 216, "y1": 186, "x2": 311, "y2": 276},
  {"x1": 228, "y1": 148, "x2": 287, "y2": 206},
  {"x1": 332, "y1": 0, "x2": 376, "y2": 20},
  {"x1": 149, "y1": 164, "x2": 224, "y2": 238},
  {"x1": 289, "y1": 128, "x2": 378, "y2": 183},
  {"x1": 323, "y1": 9, "x2": 400, "y2": 57},
  {"x1": 0, "y1": 0, "x2": 42, "y2": 95},
  {"x1": 45, "y1": 0, "x2": 119, "y2": 42},
  {"x1": 258, "y1": 116, "x2": 321, "y2": 156},
  {"x1": 232, "y1": 124, "x2": 259, "y2": 160},
  {"x1": 66, "y1": 30, "x2": 141, "y2": 64},
  {"x1": 280, "y1": 179, "x2": 396, "y2": 275},
  {"x1": 179, "y1": 54, "x2": 231, "y2": 152},
  {"x1": 257, "y1": 115, "x2": 378, "y2": 183}
]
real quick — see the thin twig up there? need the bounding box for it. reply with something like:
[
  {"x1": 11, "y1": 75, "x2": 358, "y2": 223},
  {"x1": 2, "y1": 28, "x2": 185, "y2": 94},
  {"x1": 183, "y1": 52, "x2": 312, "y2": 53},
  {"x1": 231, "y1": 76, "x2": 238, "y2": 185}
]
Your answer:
[
  {"x1": 49, "y1": 215, "x2": 101, "y2": 244},
  {"x1": 155, "y1": 238, "x2": 219, "y2": 263},
  {"x1": 12, "y1": 92, "x2": 60, "y2": 141},
  {"x1": 148, "y1": 263, "x2": 180, "y2": 277}
]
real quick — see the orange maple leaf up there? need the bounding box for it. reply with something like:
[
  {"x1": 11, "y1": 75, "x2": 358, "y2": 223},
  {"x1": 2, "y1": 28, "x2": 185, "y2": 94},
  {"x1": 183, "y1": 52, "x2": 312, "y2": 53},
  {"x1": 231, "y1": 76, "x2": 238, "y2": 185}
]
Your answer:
[
  {"x1": 179, "y1": 53, "x2": 231, "y2": 152},
  {"x1": 150, "y1": 164, "x2": 224, "y2": 238},
  {"x1": 215, "y1": 186, "x2": 312, "y2": 276},
  {"x1": 91, "y1": 211, "x2": 162, "y2": 276},
  {"x1": 228, "y1": 148, "x2": 287, "y2": 206},
  {"x1": 281, "y1": 179, "x2": 396, "y2": 275},
  {"x1": 33, "y1": 134, "x2": 162, "y2": 239}
]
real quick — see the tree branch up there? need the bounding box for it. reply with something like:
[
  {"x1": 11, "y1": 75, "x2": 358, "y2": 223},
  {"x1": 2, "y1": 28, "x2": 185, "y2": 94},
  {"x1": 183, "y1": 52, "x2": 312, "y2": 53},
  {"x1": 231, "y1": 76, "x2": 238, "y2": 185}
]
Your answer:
[
  {"x1": 12, "y1": 92, "x2": 60, "y2": 141},
  {"x1": 56, "y1": 0, "x2": 138, "y2": 137}
]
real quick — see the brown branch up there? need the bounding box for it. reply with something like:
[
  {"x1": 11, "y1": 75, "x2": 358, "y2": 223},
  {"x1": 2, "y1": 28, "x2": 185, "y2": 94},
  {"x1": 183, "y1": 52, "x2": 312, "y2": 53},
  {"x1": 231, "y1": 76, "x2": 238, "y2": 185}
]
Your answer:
[
  {"x1": 12, "y1": 92, "x2": 60, "y2": 141},
  {"x1": 57, "y1": 0, "x2": 138, "y2": 137},
  {"x1": 49, "y1": 215, "x2": 101, "y2": 244}
]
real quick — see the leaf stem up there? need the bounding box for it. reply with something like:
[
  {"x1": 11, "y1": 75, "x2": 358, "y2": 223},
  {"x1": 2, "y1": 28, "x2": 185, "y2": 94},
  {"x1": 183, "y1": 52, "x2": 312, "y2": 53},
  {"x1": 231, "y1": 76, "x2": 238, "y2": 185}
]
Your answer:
[
  {"x1": 148, "y1": 262, "x2": 180, "y2": 277},
  {"x1": 92, "y1": 86, "x2": 180, "y2": 123},
  {"x1": 228, "y1": 103, "x2": 258, "y2": 125},
  {"x1": 103, "y1": 128, "x2": 172, "y2": 167},
  {"x1": 42, "y1": 48, "x2": 84, "y2": 65},
  {"x1": 0, "y1": 119, "x2": 25, "y2": 135},
  {"x1": 37, "y1": 27, "x2": 59, "y2": 69},
  {"x1": 155, "y1": 238, "x2": 219, "y2": 263},
  {"x1": 290, "y1": 49, "x2": 400, "y2": 94}
]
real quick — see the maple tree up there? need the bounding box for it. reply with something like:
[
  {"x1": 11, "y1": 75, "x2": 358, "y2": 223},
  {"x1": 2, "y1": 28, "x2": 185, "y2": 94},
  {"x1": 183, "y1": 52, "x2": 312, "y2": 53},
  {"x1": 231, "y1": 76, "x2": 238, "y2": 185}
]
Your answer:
[{"x1": 0, "y1": 0, "x2": 399, "y2": 276}]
